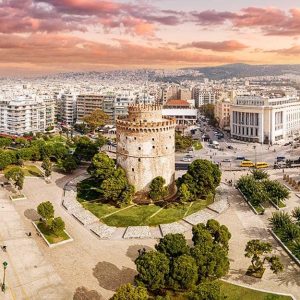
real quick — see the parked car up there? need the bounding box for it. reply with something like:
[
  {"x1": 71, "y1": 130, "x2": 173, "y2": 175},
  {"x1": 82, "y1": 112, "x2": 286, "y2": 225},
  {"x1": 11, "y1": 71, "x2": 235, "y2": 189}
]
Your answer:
[
  {"x1": 276, "y1": 156, "x2": 286, "y2": 162},
  {"x1": 182, "y1": 157, "x2": 191, "y2": 162},
  {"x1": 236, "y1": 156, "x2": 246, "y2": 160},
  {"x1": 222, "y1": 158, "x2": 231, "y2": 162},
  {"x1": 227, "y1": 145, "x2": 234, "y2": 150}
]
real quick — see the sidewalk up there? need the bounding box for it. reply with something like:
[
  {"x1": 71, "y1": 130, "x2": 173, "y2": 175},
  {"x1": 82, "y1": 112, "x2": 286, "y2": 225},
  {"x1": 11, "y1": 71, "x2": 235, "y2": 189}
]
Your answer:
[{"x1": 0, "y1": 190, "x2": 71, "y2": 300}]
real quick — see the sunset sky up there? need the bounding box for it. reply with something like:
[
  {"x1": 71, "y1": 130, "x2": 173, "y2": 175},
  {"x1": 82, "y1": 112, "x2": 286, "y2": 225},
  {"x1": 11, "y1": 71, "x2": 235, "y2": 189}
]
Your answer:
[{"x1": 1, "y1": 0, "x2": 300, "y2": 75}]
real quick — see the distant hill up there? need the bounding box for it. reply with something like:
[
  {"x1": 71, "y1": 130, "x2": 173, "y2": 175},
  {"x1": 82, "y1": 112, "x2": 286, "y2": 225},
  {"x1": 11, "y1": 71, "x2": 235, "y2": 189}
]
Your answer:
[{"x1": 183, "y1": 63, "x2": 300, "y2": 79}]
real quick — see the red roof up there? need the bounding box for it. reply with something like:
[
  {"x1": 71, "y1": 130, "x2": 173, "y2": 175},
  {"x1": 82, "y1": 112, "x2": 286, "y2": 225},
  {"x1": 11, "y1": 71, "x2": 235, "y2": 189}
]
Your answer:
[{"x1": 165, "y1": 100, "x2": 190, "y2": 107}]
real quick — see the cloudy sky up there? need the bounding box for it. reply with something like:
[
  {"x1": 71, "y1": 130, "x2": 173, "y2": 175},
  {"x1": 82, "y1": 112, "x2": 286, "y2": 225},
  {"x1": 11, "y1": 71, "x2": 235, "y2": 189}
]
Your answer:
[{"x1": 1, "y1": 0, "x2": 300, "y2": 75}]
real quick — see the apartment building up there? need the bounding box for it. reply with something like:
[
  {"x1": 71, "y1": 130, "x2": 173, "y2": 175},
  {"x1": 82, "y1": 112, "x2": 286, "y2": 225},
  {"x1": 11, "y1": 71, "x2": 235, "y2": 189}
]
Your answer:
[
  {"x1": 214, "y1": 99, "x2": 231, "y2": 130},
  {"x1": 59, "y1": 91, "x2": 77, "y2": 125},
  {"x1": 230, "y1": 94, "x2": 300, "y2": 144},
  {"x1": 0, "y1": 95, "x2": 55, "y2": 135},
  {"x1": 76, "y1": 94, "x2": 104, "y2": 122}
]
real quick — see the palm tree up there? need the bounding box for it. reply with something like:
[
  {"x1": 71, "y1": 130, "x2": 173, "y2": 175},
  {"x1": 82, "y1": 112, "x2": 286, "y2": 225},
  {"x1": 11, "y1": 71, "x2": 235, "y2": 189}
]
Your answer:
[
  {"x1": 281, "y1": 223, "x2": 300, "y2": 243},
  {"x1": 292, "y1": 207, "x2": 300, "y2": 223},
  {"x1": 291, "y1": 239, "x2": 300, "y2": 259},
  {"x1": 269, "y1": 211, "x2": 292, "y2": 231}
]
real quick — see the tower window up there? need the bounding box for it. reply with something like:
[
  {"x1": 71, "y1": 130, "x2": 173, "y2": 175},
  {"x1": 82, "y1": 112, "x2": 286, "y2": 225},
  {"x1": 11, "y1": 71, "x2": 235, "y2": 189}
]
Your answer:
[
  {"x1": 152, "y1": 138, "x2": 155, "y2": 141},
  {"x1": 132, "y1": 168, "x2": 134, "y2": 172},
  {"x1": 134, "y1": 137, "x2": 136, "y2": 140},
  {"x1": 138, "y1": 147, "x2": 141, "y2": 150},
  {"x1": 153, "y1": 146, "x2": 155, "y2": 149},
  {"x1": 138, "y1": 158, "x2": 141, "y2": 162}
]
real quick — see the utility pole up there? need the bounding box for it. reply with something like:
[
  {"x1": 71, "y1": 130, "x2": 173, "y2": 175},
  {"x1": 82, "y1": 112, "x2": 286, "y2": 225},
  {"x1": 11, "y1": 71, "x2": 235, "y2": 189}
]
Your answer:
[{"x1": 1, "y1": 261, "x2": 8, "y2": 292}]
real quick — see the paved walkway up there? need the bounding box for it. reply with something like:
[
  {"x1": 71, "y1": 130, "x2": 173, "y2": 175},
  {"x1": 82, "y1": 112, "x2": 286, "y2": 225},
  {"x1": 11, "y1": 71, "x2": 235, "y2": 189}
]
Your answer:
[{"x1": 0, "y1": 190, "x2": 71, "y2": 300}]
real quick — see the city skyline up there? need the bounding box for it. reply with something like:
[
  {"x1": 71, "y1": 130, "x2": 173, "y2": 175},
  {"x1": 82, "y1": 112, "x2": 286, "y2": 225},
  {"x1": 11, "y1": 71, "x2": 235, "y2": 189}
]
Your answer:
[{"x1": 1, "y1": 0, "x2": 300, "y2": 75}]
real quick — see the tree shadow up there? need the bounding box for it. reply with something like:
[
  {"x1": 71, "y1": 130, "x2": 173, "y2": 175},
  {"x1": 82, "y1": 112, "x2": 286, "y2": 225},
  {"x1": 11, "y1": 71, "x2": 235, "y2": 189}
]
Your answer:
[
  {"x1": 73, "y1": 286, "x2": 103, "y2": 300},
  {"x1": 24, "y1": 209, "x2": 40, "y2": 221},
  {"x1": 274, "y1": 262, "x2": 300, "y2": 287},
  {"x1": 126, "y1": 245, "x2": 153, "y2": 262},
  {"x1": 226, "y1": 268, "x2": 261, "y2": 286},
  {"x1": 93, "y1": 261, "x2": 137, "y2": 291}
]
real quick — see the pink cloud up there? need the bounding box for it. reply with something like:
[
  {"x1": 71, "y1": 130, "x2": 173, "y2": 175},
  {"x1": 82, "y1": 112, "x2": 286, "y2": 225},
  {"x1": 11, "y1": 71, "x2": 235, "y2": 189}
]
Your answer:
[{"x1": 180, "y1": 40, "x2": 248, "y2": 52}]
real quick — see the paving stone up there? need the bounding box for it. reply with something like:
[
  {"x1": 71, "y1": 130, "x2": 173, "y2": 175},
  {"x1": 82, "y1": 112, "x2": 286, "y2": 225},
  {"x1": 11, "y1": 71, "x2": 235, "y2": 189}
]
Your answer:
[
  {"x1": 72, "y1": 209, "x2": 98, "y2": 226},
  {"x1": 123, "y1": 226, "x2": 152, "y2": 239},
  {"x1": 62, "y1": 196, "x2": 82, "y2": 213},
  {"x1": 89, "y1": 223, "x2": 117, "y2": 239},
  {"x1": 160, "y1": 222, "x2": 189, "y2": 236},
  {"x1": 183, "y1": 209, "x2": 214, "y2": 226},
  {"x1": 208, "y1": 199, "x2": 229, "y2": 214}
]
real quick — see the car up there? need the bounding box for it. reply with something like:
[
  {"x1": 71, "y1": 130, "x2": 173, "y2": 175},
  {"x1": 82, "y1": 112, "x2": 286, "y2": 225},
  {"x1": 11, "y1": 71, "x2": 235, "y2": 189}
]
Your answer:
[
  {"x1": 182, "y1": 157, "x2": 191, "y2": 162},
  {"x1": 276, "y1": 156, "x2": 286, "y2": 162},
  {"x1": 284, "y1": 142, "x2": 292, "y2": 146},
  {"x1": 227, "y1": 145, "x2": 234, "y2": 150},
  {"x1": 236, "y1": 156, "x2": 246, "y2": 160},
  {"x1": 186, "y1": 154, "x2": 194, "y2": 158},
  {"x1": 222, "y1": 158, "x2": 231, "y2": 162}
]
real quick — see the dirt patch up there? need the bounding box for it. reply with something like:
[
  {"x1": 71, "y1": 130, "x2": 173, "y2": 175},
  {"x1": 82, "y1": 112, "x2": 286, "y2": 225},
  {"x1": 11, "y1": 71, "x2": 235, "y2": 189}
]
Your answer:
[
  {"x1": 126, "y1": 245, "x2": 153, "y2": 262},
  {"x1": 73, "y1": 286, "x2": 103, "y2": 300},
  {"x1": 93, "y1": 261, "x2": 137, "y2": 291}
]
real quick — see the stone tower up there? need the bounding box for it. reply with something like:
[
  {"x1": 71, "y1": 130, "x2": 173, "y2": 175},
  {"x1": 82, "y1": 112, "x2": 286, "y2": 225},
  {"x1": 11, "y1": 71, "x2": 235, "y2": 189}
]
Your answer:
[{"x1": 116, "y1": 103, "x2": 176, "y2": 194}]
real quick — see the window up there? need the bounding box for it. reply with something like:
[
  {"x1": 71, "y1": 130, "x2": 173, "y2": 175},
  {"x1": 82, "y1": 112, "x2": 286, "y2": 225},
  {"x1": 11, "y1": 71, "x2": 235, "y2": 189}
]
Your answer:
[
  {"x1": 138, "y1": 147, "x2": 141, "y2": 150},
  {"x1": 152, "y1": 138, "x2": 155, "y2": 141},
  {"x1": 138, "y1": 158, "x2": 141, "y2": 162},
  {"x1": 152, "y1": 146, "x2": 155, "y2": 149},
  {"x1": 132, "y1": 168, "x2": 134, "y2": 172}
]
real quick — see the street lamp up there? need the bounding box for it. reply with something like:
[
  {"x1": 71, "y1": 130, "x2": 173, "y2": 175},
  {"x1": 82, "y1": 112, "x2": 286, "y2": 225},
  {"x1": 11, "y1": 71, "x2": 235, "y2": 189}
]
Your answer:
[
  {"x1": 253, "y1": 145, "x2": 257, "y2": 167},
  {"x1": 1, "y1": 261, "x2": 8, "y2": 292}
]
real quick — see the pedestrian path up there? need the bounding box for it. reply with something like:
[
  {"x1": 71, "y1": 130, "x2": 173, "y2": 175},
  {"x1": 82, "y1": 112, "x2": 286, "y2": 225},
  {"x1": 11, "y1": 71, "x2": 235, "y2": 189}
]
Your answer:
[
  {"x1": 62, "y1": 175, "x2": 230, "y2": 240},
  {"x1": 0, "y1": 191, "x2": 71, "y2": 300}
]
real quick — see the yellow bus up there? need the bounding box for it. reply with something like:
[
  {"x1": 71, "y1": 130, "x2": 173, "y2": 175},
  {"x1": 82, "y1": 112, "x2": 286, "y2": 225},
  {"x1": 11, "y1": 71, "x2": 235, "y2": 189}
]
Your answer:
[
  {"x1": 240, "y1": 160, "x2": 255, "y2": 167},
  {"x1": 255, "y1": 162, "x2": 269, "y2": 169}
]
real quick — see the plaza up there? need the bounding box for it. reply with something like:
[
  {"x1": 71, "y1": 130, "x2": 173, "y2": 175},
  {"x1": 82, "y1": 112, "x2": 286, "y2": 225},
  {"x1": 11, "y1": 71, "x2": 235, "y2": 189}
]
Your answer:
[{"x1": 0, "y1": 162, "x2": 299, "y2": 299}]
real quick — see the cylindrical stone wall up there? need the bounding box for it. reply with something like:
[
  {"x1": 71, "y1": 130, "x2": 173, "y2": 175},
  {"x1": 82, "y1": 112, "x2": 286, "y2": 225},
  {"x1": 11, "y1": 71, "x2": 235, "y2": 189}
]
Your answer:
[{"x1": 116, "y1": 104, "x2": 176, "y2": 193}]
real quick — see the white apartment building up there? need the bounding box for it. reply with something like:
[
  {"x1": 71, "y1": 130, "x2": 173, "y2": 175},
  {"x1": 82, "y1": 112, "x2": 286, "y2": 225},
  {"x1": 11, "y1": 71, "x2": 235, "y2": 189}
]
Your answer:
[
  {"x1": 59, "y1": 91, "x2": 77, "y2": 125},
  {"x1": 230, "y1": 94, "x2": 300, "y2": 144},
  {"x1": 0, "y1": 95, "x2": 55, "y2": 135},
  {"x1": 76, "y1": 94, "x2": 104, "y2": 122}
]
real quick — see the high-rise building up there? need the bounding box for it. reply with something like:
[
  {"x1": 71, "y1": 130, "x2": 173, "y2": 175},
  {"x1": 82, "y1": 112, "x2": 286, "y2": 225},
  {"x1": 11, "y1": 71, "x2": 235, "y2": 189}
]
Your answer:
[
  {"x1": 76, "y1": 94, "x2": 104, "y2": 122},
  {"x1": 59, "y1": 91, "x2": 77, "y2": 125},
  {"x1": 0, "y1": 95, "x2": 55, "y2": 135}
]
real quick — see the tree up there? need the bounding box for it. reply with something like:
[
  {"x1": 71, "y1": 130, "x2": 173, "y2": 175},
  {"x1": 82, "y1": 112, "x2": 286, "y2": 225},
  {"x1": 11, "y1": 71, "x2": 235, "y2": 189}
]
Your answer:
[
  {"x1": 88, "y1": 152, "x2": 115, "y2": 180},
  {"x1": 178, "y1": 160, "x2": 221, "y2": 200},
  {"x1": 200, "y1": 104, "x2": 218, "y2": 126},
  {"x1": 244, "y1": 240, "x2": 283, "y2": 276},
  {"x1": 169, "y1": 254, "x2": 198, "y2": 291},
  {"x1": 41, "y1": 156, "x2": 52, "y2": 178},
  {"x1": 4, "y1": 166, "x2": 25, "y2": 192},
  {"x1": 73, "y1": 136, "x2": 99, "y2": 161},
  {"x1": 191, "y1": 242, "x2": 230, "y2": 281},
  {"x1": 149, "y1": 176, "x2": 168, "y2": 201},
  {"x1": 263, "y1": 180, "x2": 289, "y2": 205},
  {"x1": 95, "y1": 134, "x2": 108, "y2": 149},
  {"x1": 281, "y1": 223, "x2": 300, "y2": 243},
  {"x1": 110, "y1": 283, "x2": 148, "y2": 300},
  {"x1": 135, "y1": 251, "x2": 170, "y2": 291},
  {"x1": 37, "y1": 201, "x2": 54, "y2": 224},
  {"x1": 155, "y1": 234, "x2": 190, "y2": 258},
  {"x1": 0, "y1": 150, "x2": 17, "y2": 170},
  {"x1": 188, "y1": 281, "x2": 223, "y2": 300},
  {"x1": 175, "y1": 132, "x2": 193, "y2": 152},
  {"x1": 51, "y1": 217, "x2": 65, "y2": 236},
  {"x1": 83, "y1": 109, "x2": 108, "y2": 133},
  {"x1": 205, "y1": 219, "x2": 231, "y2": 251},
  {"x1": 251, "y1": 169, "x2": 269, "y2": 180},
  {"x1": 100, "y1": 167, "x2": 135, "y2": 207},
  {"x1": 57, "y1": 155, "x2": 78, "y2": 173},
  {"x1": 178, "y1": 183, "x2": 192, "y2": 203},
  {"x1": 192, "y1": 223, "x2": 214, "y2": 246},
  {"x1": 0, "y1": 137, "x2": 12, "y2": 148}
]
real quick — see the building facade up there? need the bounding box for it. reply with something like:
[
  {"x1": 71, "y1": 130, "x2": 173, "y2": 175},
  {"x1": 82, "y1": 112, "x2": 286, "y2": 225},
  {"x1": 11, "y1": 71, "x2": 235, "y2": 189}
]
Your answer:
[
  {"x1": 214, "y1": 99, "x2": 231, "y2": 130},
  {"x1": 0, "y1": 95, "x2": 55, "y2": 135},
  {"x1": 116, "y1": 104, "x2": 176, "y2": 193},
  {"x1": 76, "y1": 94, "x2": 104, "y2": 122},
  {"x1": 230, "y1": 95, "x2": 300, "y2": 144}
]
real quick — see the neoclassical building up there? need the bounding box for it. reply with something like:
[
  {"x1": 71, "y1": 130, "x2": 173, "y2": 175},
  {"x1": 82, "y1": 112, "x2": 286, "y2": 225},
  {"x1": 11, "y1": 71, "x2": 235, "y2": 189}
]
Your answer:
[{"x1": 116, "y1": 103, "x2": 176, "y2": 193}]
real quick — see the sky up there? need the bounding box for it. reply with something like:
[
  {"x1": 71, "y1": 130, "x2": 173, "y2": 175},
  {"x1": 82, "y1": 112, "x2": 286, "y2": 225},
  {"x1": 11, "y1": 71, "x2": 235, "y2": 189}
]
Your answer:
[{"x1": 1, "y1": 0, "x2": 300, "y2": 75}]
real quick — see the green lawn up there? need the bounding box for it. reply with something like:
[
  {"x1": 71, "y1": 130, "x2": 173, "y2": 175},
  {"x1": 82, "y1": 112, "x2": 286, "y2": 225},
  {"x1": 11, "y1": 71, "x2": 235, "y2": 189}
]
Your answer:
[
  {"x1": 3, "y1": 165, "x2": 43, "y2": 177},
  {"x1": 37, "y1": 222, "x2": 70, "y2": 244},
  {"x1": 219, "y1": 281, "x2": 292, "y2": 300},
  {"x1": 23, "y1": 165, "x2": 43, "y2": 177},
  {"x1": 81, "y1": 201, "x2": 120, "y2": 219}
]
